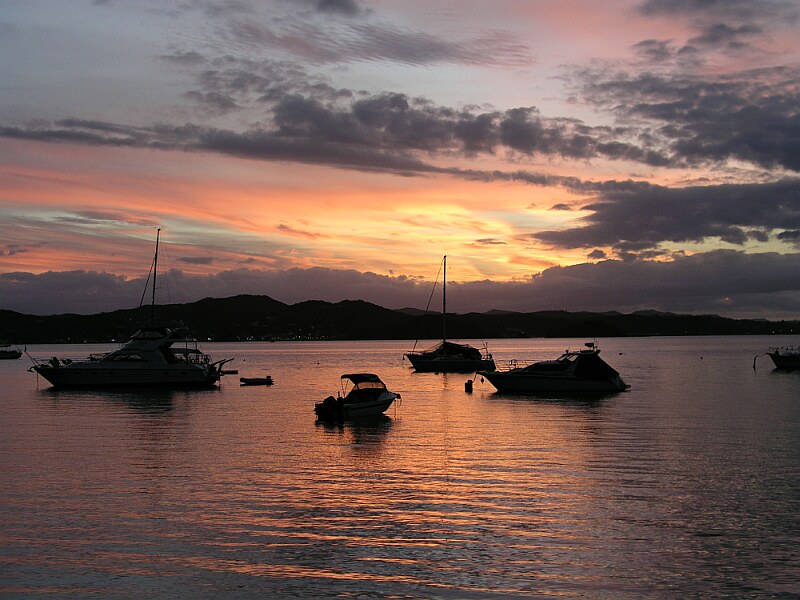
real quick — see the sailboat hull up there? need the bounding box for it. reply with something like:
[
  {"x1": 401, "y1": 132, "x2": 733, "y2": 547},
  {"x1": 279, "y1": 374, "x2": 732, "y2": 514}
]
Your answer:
[{"x1": 407, "y1": 354, "x2": 495, "y2": 373}]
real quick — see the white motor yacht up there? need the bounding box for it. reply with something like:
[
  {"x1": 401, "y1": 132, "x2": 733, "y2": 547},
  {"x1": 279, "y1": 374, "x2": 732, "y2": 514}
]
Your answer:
[
  {"x1": 30, "y1": 326, "x2": 232, "y2": 388},
  {"x1": 29, "y1": 229, "x2": 232, "y2": 388},
  {"x1": 480, "y1": 343, "x2": 629, "y2": 393}
]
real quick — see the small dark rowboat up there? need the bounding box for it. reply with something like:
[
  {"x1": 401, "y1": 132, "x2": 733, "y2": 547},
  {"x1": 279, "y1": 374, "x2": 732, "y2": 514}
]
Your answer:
[{"x1": 240, "y1": 375, "x2": 273, "y2": 386}]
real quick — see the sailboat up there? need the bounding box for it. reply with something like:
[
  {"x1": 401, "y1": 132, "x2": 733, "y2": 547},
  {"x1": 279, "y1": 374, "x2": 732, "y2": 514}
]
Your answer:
[
  {"x1": 404, "y1": 256, "x2": 495, "y2": 372},
  {"x1": 30, "y1": 229, "x2": 233, "y2": 388}
]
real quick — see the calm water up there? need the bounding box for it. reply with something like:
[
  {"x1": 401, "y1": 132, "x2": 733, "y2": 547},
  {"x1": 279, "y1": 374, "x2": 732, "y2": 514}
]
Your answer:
[{"x1": 2, "y1": 336, "x2": 799, "y2": 599}]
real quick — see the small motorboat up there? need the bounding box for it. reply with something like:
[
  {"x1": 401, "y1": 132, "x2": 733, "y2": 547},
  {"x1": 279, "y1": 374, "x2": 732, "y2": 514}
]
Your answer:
[
  {"x1": 767, "y1": 346, "x2": 800, "y2": 369},
  {"x1": 314, "y1": 373, "x2": 401, "y2": 420},
  {"x1": 240, "y1": 375, "x2": 273, "y2": 386},
  {"x1": 479, "y1": 343, "x2": 629, "y2": 393}
]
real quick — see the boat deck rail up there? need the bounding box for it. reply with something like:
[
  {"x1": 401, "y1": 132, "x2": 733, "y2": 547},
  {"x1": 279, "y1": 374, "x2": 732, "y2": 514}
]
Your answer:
[
  {"x1": 28, "y1": 355, "x2": 96, "y2": 368},
  {"x1": 492, "y1": 355, "x2": 583, "y2": 372},
  {"x1": 492, "y1": 359, "x2": 540, "y2": 372},
  {"x1": 770, "y1": 345, "x2": 799, "y2": 353},
  {"x1": 28, "y1": 351, "x2": 215, "y2": 368},
  {"x1": 169, "y1": 350, "x2": 213, "y2": 365}
]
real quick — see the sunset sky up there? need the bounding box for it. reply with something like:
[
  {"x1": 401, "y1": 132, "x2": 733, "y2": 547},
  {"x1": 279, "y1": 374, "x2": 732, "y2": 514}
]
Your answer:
[{"x1": 2, "y1": 0, "x2": 800, "y2": 318}]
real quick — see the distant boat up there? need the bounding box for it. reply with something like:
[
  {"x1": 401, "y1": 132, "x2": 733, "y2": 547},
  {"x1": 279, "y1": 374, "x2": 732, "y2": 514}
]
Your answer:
[
  {"x1": 240, "y1": 375, "x2": 273, "y2": 386},
  {"x1": 404, "y1": 256, "x2": 495, "y2": 373},
  {"x1": 767, "y1": 345, "x2": 800, "y2": 370},
  {"x1": 479, "y1": 343, "x2": 629, "y2": 393},
  {"x1": 314, "y1": 373, "x2": 400, "y2": 420},
  {"x1": 29, "y1": 229, "x2": 232, "y2": 388},
  {"x1": 0, "y1": 344, "x2": 22, "y2": 360}
]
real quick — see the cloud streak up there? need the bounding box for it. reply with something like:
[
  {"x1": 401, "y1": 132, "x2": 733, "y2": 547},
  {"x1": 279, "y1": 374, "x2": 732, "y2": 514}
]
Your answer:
[
  {"x1": 575, "y1": 65, "x2": 800, "y2": 172},
  {"x1": 5, "y1": 50, "x2": 799, "y2": 180},
  {"x1": 532, "y1": 179, "x2": 800, "y2": 255}
]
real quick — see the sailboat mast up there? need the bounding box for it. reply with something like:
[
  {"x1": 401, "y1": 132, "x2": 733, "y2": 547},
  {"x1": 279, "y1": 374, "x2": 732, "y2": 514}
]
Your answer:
[
  {"x1": 442, "y1": 255, "x2": 446, "y2": 344},
  {"x1": 151, "y1": 228, "x2": 161, "y2": 325}
]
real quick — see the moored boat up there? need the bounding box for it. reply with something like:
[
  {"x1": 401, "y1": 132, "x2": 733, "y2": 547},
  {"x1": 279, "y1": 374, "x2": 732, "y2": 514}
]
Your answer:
[
  {"x1": 30, "y1": 326, "x2": 232, "y2": 388},
  {"x1": 28, "y1": 229, "x2": 233, "y2": 388},
  {"x1": 406, "y1": 340, "x2": 495, "y2": 372},
  {"x1": 0, "y1": 344, "x2": 22, "y2": 360},
  {"x1": 314, "y1": 373, "x2": 400, "y2": 420},
  {"x1": 240, "y1": 375, "x2": 274, "y2": 386},
  {"x1": 767, "y1": 346, "x2": 800, "y2": 369},
  {"x1": 479, "y1": 343, "x2": 629, "y2": 393},
  {"x1": 405, "y1": 256, "x2": 495, "y2": 373}
]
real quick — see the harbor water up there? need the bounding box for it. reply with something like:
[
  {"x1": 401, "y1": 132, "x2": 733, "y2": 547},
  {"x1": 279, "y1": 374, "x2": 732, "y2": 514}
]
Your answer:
[{"x1": 2, "y1": 336, "x2": 799, "y2": 598}]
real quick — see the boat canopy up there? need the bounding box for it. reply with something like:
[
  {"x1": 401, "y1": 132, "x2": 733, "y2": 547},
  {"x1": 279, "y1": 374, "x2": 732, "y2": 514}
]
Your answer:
[
  {"x1": 130, "y1": 327, "x2": 173, "y2": 340},
  {"x1": 524, "y1": 359, "x2": 571, "y2": 372},
  {"x1": 572, "y1": 352, "x2": 620, "y2": 380},
  {"x1": 129, "y1": 326, "x2": 195, "y2": 341},
  {"x1": 341, "y1": 373, "x2": 384, "y2": 384}
]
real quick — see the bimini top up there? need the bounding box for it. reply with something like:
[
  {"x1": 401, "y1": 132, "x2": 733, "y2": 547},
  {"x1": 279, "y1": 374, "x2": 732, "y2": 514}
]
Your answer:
[{"x1": 341, "y1": 373, "x2": 384, "y2": 384}]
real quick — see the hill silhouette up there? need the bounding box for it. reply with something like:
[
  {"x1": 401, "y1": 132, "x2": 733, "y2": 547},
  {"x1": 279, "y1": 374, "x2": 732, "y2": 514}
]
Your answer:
[{"x1": 0, "y1": 294, "x2": 796, "y2": 344}]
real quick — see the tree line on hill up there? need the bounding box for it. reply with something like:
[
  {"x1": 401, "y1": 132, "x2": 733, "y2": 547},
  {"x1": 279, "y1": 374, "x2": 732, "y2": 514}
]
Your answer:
[{"x1": 0, "y1": 294, "x2": 797, "y2": 344}]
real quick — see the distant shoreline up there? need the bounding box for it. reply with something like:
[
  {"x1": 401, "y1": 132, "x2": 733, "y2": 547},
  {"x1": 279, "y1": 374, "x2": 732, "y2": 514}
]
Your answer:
[{"x1": 2, "y1": 294, "x2": 797, "y2": 344}]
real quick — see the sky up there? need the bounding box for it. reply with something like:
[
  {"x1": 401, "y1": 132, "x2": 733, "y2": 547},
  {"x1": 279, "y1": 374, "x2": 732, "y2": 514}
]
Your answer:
[{"x1": 1, "y1": 0, "x2": 800, "y2": 319}]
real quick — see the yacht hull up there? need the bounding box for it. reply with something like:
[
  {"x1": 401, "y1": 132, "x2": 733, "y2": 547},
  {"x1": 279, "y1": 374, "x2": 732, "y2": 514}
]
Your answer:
[
  {"x1": 407, "y1": 355, "x2": 495, "y2": 373},
  {"x1": 32, "y1": 364, "x2": 220, "y2": 388},
  {"x1": 481, "y1": 371, "x2": 628, "y2": 393},
  {"x1": 768, "y1": 352, "x2": 800, "y2": 369}
]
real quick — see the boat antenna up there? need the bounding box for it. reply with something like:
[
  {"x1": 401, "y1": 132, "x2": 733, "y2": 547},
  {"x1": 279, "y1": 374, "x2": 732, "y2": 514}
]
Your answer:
[{"x1": 442, "y1": 255, "x2": 447, "y2": 344}]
